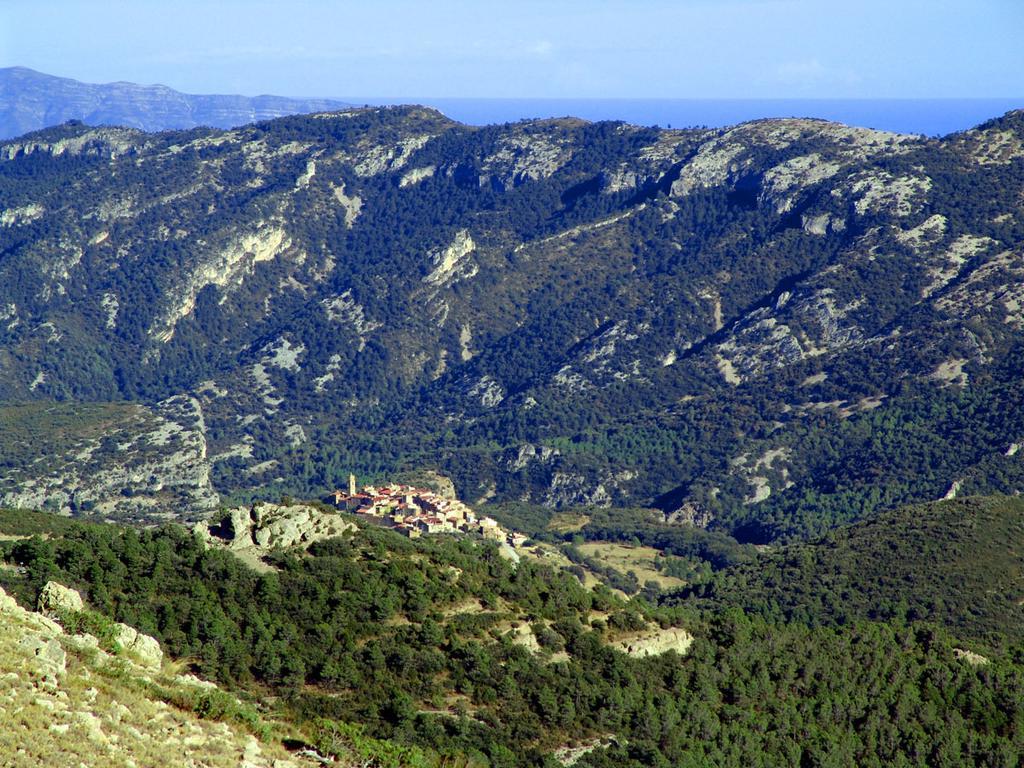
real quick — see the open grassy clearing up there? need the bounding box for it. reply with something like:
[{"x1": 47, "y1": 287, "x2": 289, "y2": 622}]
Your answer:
[
  {"x1": 545, "y1": 512, "x2": 590, "y2": 534},
  {"x1": 576, "y1": 541, "x2": 685, "y2": 589},
  {"x1": 519, "y1": 541, "x2": 606, "y2": 589}
]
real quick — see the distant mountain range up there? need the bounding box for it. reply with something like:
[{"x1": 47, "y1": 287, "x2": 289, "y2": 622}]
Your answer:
[{"x1": 0, "y1": 66, "x2": 350, "y2": 138}]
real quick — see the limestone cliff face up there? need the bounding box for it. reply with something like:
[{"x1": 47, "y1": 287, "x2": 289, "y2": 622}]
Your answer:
[{"x1": 0, "y1": 396, "x2": 218, "y2": 524}]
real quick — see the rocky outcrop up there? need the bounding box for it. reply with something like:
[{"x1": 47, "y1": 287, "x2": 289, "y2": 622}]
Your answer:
[
  {"x1": 322, "y1": 291, "x2": 381, "y2": 348},
  {"x1": 467, "y1": 375, "x2": 505, "y2": 408},
  {"x1": 505, "y1": 443, "x2": 560, "y2": 472},
  {"x1": 350, "y1": 133, "x2": 434, "y2": 177},
  {"x1": 151, "y1": 226, "x2": 296, "y2": 343},
  {"x1": 16, "y1": 632, "x2": 67, "y2": 693},
  {"x1": 113, "y1": 623, "x2": 164, "y2": 670},
  {"x1": 0, "y1": 583, "x2": 314, "y2": 766},
  {"x1": 37, "y1": 581, "x2": 164, "y2": 669},
  {"x1": 37, "y1": 581, "x2": 84, "y2": 618},
  {"x1": 195, "y1": 501, "x2": 356, "y2": 554},
  {"x1": 423, "y1": 229, "x2": 478, "y2": 288},
  {"x1": 665, "y1": 501, "x2": 715, "y2": 529},
  {"x1": 480, "y1": 126, "x2": 578, "y2": 189},
  {"x1": 544, "y1": 473, "x2": 613, "y2": 509},
  {"x1": 0, "y1": 396, "x2": 218, "y2": 524},
  {"x1": 612, "y1": 627, "x2": 694, "y2": 657}
]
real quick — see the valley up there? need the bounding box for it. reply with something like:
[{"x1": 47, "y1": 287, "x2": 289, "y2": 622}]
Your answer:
[{"x1": 1, "y1": 97, "x2": 1024, "y2": 766}]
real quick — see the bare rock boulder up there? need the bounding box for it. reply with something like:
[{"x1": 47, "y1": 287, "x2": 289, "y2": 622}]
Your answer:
[
  {"x1": 114, "y1": 623, "x2": 164, "y2": 670},
  {"x1": 197, "y1": 501, "x2": 355, "y2": 554},
  {"x1": 37, "y1": 581, "x2": 84, "y2": 618},
  {"x1": 0, "y1": 584, "x2": 19, "y2": 612},
  {"x1": 19, "y1": 634, "x2": 67, "y2": 675}
]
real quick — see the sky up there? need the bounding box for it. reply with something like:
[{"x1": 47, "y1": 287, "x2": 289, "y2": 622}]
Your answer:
[{"x1": 1, "y1": 0, "x2": 1022, "y2": 100}]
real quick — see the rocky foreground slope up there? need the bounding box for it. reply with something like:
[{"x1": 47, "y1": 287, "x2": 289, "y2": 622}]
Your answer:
[
  {"x1": 0, "y1": 105, "x2": 1023, "y2": 537},
  {"x1": 0, "y1": 581, "x2": 315, "y2": 767}
]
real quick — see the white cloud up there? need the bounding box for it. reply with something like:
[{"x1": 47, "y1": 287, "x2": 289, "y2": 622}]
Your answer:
[
  {"x1": 775, "y1": 58, "x2": 827, "y2": 84},
  {"x1": 526, "y1": 39, "x2": 555, "y2": 57},
  {"x1": 770, "y1": 58, "x2": 862, "y2": 90}
]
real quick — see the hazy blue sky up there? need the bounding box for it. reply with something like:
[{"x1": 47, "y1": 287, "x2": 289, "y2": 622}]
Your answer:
[{"x1": 2, "y1": 0, "x2": 1022, "y2": 99}]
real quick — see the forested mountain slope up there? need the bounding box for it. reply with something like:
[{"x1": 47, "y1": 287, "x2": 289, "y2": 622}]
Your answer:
[
  {"x1": 7, "y1": 501, "x2": 1024, "y2": 767},
  {"x1": 679, "y1": 495, "x2": 1024, "y2": 645},
  {"x1": 1, "y1": 105, "x2": 1023, "y2": 538}
]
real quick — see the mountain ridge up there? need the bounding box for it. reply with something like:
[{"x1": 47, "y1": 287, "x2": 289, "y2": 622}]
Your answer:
[
  {"x1": 0, "y1": 66, "x2": 351, "y2": 139},
  {"x1": 0, "y1": 105, "x2": 1022, "y2": 540}
]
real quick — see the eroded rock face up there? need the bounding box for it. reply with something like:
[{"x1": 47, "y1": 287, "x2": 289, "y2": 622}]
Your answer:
[
  {"x1": 544, "y1": 473, "x2": 613, "y2": 508},
  {"x1": 0, "y1": 396, "x2": 219, "y2": 524},
  {"x1": 195, "y1": 501, "x2": 356, "y2": 554},
  {"x1": 506, "y1": 444, "x2": 560, "y2": 472},
  {"x1": 480, "y1": 127, "x2": 578, "y2": 189},
  {"x1": 37, "y1": 581, "x2": 84, "y2": 618},
  {"x1": 423, "y1": 229, "x2": 478, "y2": 288},
  {"x1": 665, "y1": 502, "x2": 715, "y2": 529},
  {"x1": 150, "y1": 226, "x2": 296, "y2": 344},
  {"x1": 113, "y1": 623, "x2": 163, "y2": 670},
  {"x1": 612, "y1": 627, "x2": 694, "y2": 658}
]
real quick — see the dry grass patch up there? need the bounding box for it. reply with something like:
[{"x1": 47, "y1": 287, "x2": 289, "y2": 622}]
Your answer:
[
  {"x1": 576, "y1": 542, "x2": 685, "y2": 589},
  {"x1": 520, "y1": 542, "x2": 604, "y2": 589},
  {"x1": 546, "y1": 512, "x2": 590, "y2": 534},
  {"x1": 0, "y1": 588, "x2": 312, "y2": 767}
]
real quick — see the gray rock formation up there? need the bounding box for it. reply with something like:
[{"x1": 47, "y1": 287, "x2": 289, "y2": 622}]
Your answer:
[
  {"x1": 0, "y1": 396, "x2": 219, "y2": 524},
  {"x1": 35, "y1": 580, "x2": 164, "y2": 669},
  {"x1": 665, "y1": 501, "x2": 715, "y2": 529},
  {"x1": 112, "y1": 623, "x2": 163, "y2": 670},
  {"x1": 37, "y1": 581, "x2": 84, "y2": 618},
  {"x1": 196, "y1": 501, "x2": 356, "y2": 554}
]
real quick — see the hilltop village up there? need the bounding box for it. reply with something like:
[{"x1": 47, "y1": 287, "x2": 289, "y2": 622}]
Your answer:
[{"x1": 332, "y1": 475, "x2": 527, "y2": 548}]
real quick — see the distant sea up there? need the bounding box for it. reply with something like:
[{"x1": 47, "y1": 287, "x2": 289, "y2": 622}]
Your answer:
[{"x1": 351, "y1": 98, "x2": 1023, "y2": 137}]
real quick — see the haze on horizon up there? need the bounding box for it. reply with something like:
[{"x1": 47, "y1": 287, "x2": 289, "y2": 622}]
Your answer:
[{"x1": 1, "y1": 0, "x2": 1022, "y2": 101}]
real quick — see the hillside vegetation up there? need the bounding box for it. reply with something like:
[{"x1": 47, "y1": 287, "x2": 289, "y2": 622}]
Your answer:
[
  {"x1": 681, "y1": 495, "x2": 1024, "y2": 646},
  {"x1": 0, "y1": 579, "x2": 327, "y2": 768},
  {"x1": 0, "y1": 107, "x2": 1022, "y2": 541},
  {"x1": 5, "y1": 501, "x2": 1024, "y2": 766}
]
